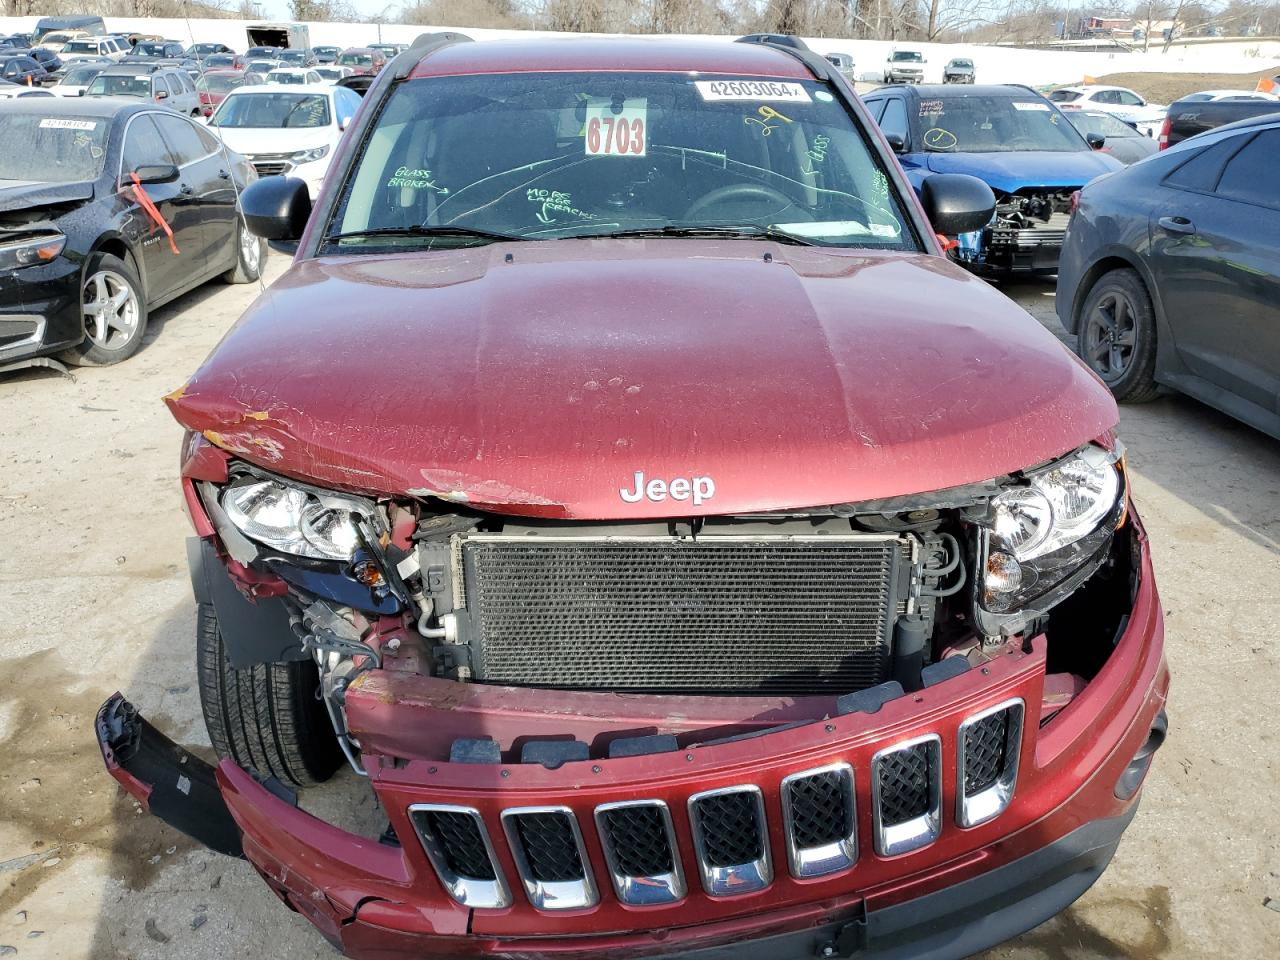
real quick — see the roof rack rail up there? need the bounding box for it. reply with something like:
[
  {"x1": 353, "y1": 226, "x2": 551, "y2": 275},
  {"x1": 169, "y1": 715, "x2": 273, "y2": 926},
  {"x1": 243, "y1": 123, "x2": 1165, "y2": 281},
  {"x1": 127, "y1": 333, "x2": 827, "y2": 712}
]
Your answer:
[
  {"x1": 390, "y1": 31, "x2": 473, "y2": 80},
  {"x1": 759, "y1": 41, "x2": 835, "y2": 84}
]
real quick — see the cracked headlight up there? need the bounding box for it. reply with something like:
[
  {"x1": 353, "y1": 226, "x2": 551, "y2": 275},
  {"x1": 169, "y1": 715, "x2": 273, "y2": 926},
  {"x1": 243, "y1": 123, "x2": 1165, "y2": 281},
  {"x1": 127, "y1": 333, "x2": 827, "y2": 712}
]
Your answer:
[
  {"x1": 221, "y1": 478, "x2": 364, "y2": 561},
  {"x1": 982, "y1": 446, "x2": 1124, "y2": 614}
]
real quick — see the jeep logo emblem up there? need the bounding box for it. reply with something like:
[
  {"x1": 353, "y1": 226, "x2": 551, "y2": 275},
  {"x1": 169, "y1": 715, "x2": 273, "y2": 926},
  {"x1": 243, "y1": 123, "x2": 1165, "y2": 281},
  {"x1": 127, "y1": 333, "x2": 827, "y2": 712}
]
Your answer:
[{"x1": 620, "y1": 471, "x2": 715, "y2": 506}]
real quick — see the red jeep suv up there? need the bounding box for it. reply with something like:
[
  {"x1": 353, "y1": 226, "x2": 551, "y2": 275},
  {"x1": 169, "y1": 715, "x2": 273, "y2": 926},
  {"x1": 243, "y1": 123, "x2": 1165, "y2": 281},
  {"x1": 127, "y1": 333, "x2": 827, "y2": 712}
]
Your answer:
[{"x1": 98, "y1": 34, "x2": 1169, "y2": 960}]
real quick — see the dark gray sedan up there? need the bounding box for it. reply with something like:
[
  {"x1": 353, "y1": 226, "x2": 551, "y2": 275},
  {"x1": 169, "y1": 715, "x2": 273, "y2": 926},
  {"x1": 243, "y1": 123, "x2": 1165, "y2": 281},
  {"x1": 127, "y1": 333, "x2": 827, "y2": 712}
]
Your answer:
[
  {"x1": 1065, "y1": 110, "x2": 1158, "y2": 164},
  {"x1": 1057, "y1": 115, "x2": 1280, "y2": 439}
]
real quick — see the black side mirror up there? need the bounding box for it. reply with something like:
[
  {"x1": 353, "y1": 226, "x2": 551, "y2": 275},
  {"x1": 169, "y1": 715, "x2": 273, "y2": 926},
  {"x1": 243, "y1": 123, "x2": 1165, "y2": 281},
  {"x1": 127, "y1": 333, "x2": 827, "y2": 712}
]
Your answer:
[
  {"x1": 240, "y1": 175, "x2": 311, "y2": 241},
  {"x1": 921, "y1": 173, "x2": 996, "y2": 236},
  {"x1": 133, "y1": 163, "x2": 179, "y2": 184},
  {"x1": 884, "y1": 132, "x2": 907, "y2": 153},
  {"x1": 1086, "y1": 132, "x2": 1106, "y2": 150}
]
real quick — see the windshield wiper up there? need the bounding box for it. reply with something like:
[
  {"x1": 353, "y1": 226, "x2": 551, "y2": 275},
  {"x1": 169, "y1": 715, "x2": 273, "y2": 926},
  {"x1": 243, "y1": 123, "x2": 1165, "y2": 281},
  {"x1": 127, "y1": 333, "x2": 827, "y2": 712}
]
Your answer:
[
  {"x1": 586, "y1": 224, "x2": 815, "y2": 245},
  {"x1": 322, "y1": 225, "x2": 527, "y2": 245}
]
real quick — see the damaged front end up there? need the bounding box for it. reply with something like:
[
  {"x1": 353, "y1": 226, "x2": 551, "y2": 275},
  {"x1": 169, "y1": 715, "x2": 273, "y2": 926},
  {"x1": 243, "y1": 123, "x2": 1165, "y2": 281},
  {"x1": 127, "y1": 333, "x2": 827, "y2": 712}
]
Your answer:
[
  {"x1": 953, "y1": 188, "x2": 1076, "y2": 274},
  {"x1": 97, "y1": 433, "x2": 1168, "y2": 959}
]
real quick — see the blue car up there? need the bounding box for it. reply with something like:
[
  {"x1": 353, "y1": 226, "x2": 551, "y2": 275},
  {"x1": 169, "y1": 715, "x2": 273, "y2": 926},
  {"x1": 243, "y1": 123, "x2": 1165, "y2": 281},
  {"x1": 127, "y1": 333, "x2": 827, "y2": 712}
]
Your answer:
[{"x1": 862, "y1": 84, "x2": 1123, "y2": 273}]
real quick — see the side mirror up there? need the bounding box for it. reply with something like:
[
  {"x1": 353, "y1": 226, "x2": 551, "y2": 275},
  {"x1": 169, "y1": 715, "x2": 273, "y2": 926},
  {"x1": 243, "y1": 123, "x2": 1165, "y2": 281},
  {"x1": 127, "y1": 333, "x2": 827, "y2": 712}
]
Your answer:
[
  {"x1": 77, "y1": 89, "x2": 84, "y2": 96},
  {"x1": 240, "y1": 175, "x2": 311, "y2": 241},
  {"x1": 884, "y1": 132, "x2": 907, "y2": 153},
  {"x1": 1086, "y1": 132, "x2": 1106, "y2": 150},
  {"x1": 921, "y1": 173, "x2": 996, "y2": 236},
  {"x1": 133, "y1": 163, "x2": 179, "y2": 184},
  {"x1": 154, "y1": 89, "x2": 168, "y2": 100}
]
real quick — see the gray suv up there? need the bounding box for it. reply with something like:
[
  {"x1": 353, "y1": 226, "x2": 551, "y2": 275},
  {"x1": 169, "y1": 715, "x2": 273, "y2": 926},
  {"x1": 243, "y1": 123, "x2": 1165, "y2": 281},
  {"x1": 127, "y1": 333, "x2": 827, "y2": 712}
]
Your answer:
[
  {"x1": 943, "y1": 58, "x2": 975, "y2": 83},
  {"x1": 84, "y1": 64, "x2": 201, "y2": 116}
]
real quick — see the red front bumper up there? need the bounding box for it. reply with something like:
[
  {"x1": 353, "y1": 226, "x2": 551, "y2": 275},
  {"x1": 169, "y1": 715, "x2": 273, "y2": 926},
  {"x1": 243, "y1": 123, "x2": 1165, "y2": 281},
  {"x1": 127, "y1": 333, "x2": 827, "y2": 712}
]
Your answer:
[{"x1": 100, "y1": 527, "x2": 1168, "y2": 959}]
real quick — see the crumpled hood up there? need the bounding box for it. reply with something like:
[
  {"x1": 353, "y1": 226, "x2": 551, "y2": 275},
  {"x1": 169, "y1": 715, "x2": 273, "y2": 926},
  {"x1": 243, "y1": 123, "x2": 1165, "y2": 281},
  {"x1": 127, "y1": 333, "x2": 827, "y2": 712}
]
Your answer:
[
  {"x1": 0, "y1": 178, "x2": 93, "y2": 213},
  {"x1": 924, "y1": 150, "x2": 1122, "y2": 193},
  {"x1": 168, "y1": 240, "x2": 1117, "y2": 519}
]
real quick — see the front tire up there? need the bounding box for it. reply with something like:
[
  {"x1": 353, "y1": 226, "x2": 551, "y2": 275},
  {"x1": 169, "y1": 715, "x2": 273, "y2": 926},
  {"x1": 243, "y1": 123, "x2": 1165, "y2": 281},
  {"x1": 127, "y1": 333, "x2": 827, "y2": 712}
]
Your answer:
[
  {"x1": 1077, "y1": 268, "x2": 1160, "y2": 403},
  {"x1": 223, "y1": 217, "x2": 266, "y2": 284},
  {"x1": 196, "y1": 603, "x2": 342, "y2": 786},
  {"x1": 61, "y1": 252, "x2": 148, "y2": 366}
]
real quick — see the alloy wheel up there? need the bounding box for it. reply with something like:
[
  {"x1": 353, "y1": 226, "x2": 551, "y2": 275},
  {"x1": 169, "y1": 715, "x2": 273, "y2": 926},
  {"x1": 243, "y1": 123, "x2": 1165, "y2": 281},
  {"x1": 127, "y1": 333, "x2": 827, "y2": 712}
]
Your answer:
[
  {"x1": 239, "y1": 219, "x2": 262, "y2": 273},
  {"x1": 82, "y1": 269, "x2": 140, "y2": 352},
  {"x1": 1084, "y1": 290, "x2": 1137, "y2": 382}
]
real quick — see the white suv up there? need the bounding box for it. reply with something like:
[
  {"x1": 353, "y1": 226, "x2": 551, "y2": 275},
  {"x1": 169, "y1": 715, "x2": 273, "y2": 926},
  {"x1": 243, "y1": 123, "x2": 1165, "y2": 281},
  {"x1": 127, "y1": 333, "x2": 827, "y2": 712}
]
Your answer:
[
  {"x1": 1049, "y1": 85, "x2": 1167, "y2": 136},
  {"x1": 59, "y1": 35, "x2": 129, "y2": 62}
]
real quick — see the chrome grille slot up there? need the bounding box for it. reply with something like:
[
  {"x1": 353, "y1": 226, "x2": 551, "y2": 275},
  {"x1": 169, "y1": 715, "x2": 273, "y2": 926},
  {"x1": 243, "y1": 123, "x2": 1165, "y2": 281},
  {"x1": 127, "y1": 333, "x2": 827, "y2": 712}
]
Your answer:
[
  {"x1": 501, "y1": 807, "x2": 597, "y2": 910},
  {"x1": 688, "y1": 786, "x2": 771, "y2": 896},
  {"x1": 781, "y1": 764, "x2": 857, "y2": 878},
  {"x1": 408, "y1": 804, "x2": 510, "y2": 908},
  {"x1": 457, "y1": 533, "x2": 906, "y2": 695},
  {"x1": 595, "y1": 800, "x2": 686, "y2": 905},
  {"x1": 872, "y1": 735, "x2": 942, "y2": 856},
  {"x1": 957, "y1": 699, "x2": 1024, "y2": 827}
]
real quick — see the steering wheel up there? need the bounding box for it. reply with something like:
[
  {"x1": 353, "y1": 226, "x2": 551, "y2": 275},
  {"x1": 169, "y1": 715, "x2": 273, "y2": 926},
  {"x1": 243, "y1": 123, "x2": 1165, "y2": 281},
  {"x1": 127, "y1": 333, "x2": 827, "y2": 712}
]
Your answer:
[{"x1": 684, "y1": 183, "x2": 794, "y2": 220}]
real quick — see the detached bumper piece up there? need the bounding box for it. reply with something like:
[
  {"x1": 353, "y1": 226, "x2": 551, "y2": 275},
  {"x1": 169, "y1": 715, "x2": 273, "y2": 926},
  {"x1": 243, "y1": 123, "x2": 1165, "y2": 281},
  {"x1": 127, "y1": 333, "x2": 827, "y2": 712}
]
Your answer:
[{"x1": 95, "y1": 693, "x2": 243, "y2": 858}]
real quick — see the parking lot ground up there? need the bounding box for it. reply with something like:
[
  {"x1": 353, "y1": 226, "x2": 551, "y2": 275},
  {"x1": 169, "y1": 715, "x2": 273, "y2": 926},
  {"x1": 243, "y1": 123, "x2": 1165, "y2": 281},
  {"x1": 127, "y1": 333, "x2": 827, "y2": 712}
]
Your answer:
[{"x1": 1, "y1": 258, "x2": 1277, "y2": 959}]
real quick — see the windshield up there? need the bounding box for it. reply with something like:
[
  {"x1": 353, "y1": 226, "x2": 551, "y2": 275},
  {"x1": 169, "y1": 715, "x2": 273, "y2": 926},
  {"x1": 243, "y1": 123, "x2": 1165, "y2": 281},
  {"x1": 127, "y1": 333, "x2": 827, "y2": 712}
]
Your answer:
[
  {"x1": 247, "y1": 60, "x2": 277, "y2": 72},
  {"x1": 44, "y1": 33, "x2": 76, "y2": 45},
  {"x1": 338, "y1": 52, "x2": 372, "y2": 66},
  {"x1": 267, "y1": 71, "x2": 306, "y2": 84},
  {"x1": 1048, "y1": 90, "x2": 1080, "y2": 102},
  {"x1": 134, "y1": 42, "x2": 166, "y2": 56},
  {"x1": 1069, "y1": 111, "x2": 1135, "y2": 138},
  {"x1": 280, "y1": 50, "x2": 305, "y2": 62},
  {"x1": 918, "y1": 95, "x2": 1087, "y2": 153},
  {"x1": 61, "y1": 65, "x2": 102, "y2": 84},
  {"x1": 315, "y1": 68, "x2": 343, "y2": 79},
  {"x1": 62, "y1": 41, "x2": 99, "y2": 53},
  {"x1": 328, "y1": 71, "x2": 916, "y2": 252},
  {"x1": 0, "y1": 113, "x2": 108, "y2": 181},
  {"x1": 949, "y1": 60, "x2": 972, "y2": 68},
  {"x1": 205, "y1": 54, "x2": 235, "y2": 67},
  {"x1": 197, "y1": 73, "x2": 241, "y2": 94},
  {"x1": 891, "y1": 52, "x2": 922, "y2": 62},
  {"x1": 87, "y1": 74, "x2": 151, "y2": 97},
  {"x1": 213, "y1": 92, "x2": 331, "y2": 127}
]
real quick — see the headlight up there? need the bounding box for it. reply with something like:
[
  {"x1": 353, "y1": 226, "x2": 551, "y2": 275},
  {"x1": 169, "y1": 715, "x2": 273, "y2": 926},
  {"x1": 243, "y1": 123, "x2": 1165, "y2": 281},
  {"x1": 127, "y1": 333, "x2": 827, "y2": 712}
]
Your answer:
[
  {"x1": 0, "y1": 233, "x2": 66, "y2": 270},
  {"x1": 221, "y1": 478, "x2": 366, "y2": 561},
  {"x1": 982, "y1": 446, "x2": 1124, "y2": 614},
  {"x1": 291, "y1": 144, "x2": 330, "y2": 164}
]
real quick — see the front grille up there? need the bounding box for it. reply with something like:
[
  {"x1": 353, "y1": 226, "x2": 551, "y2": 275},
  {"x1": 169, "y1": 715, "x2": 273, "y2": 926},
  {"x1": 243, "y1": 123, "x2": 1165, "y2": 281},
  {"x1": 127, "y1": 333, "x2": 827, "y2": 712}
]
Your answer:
[
  {"x1": 991, "y1": 212, "x2": 1071, "y2": 249},
  {"x1": 507, "y1": 811, "x2": 585, "y2": 882},
  {"x1": 787, "y1": 769, "x2": 853, "y2": 848},
  {"x1": 251, "y1": 161, "x2": 289, "y2": 176},
  {"x1": 692, "y1": 790, "x2": 763, "y2": 867},
  {"x1": 600, "y1": 804, "x2": 673, "y2": 876},
  {"x1": 876, "y1": 742, "x2": 932, "y2": 826},
  {"x1": 458, "y1": 534, "x2": 905, "y2": 695},
  {"x1": 963, "y1": 709, "x2": 1011, "y2": 795},
  {"x1": 248, "y1": 154, "x2": 292, "y2": 177},
  {"x1": 421, "y1": 809, "x2": 495, "y2": 880}
]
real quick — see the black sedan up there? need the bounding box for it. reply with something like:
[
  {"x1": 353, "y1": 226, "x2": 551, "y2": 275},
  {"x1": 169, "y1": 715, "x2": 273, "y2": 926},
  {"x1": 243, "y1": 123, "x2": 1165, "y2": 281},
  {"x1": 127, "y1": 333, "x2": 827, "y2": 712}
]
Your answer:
[
  {"x1": 0, "y1": 53, "x2": 45, "y2": 85},
  {"x1": 1065, "y1": 110, "x2": 1158, "y2": 165},
  {"x1": 0, "y1": 99, "x2": 265, "y2": 371},
  {"x1": 1057, "y1": 114, "x2": 1280, "y2": 439}
]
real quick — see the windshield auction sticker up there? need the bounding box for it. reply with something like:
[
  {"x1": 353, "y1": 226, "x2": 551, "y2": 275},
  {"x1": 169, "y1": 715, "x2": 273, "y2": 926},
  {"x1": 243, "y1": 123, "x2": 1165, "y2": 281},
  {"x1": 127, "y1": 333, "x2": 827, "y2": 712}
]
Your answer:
[
  {"x1": 1012, "y1": 101, "x2": 1051, "y2": 111},
  {"x1": 584, "y1": 98, "x2": 647, "y2": 156},
  {"x1": 695, "y1": 80, "x2": 812, "y2": 102},
  {"x1": 39, "y1": 118, "x2": 97, "y2": 130}
]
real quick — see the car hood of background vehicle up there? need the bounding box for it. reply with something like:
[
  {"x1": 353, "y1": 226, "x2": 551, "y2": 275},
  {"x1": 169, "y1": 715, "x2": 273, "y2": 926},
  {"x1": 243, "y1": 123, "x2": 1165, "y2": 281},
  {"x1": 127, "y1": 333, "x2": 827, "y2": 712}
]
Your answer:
[
  {"x1": 167, "y1": 241, "x2": 1117, "y2": 519},
  {"x1": 924, "y1": 150, "x2": 1121, "y2": 193},
  {"x1": 211, "y1": 124, "x2": 332, "y2": 155}
]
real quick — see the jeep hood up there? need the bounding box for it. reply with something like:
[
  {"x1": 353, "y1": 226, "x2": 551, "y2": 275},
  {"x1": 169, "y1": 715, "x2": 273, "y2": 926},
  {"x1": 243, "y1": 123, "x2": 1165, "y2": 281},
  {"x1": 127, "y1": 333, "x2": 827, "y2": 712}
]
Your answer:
[
  {"x1": 924, "y1": 150, "x2": 1121, "y2": 193},
  {"x1": 167, "y1": 240, "x2": 1116, "y2": 519}
]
